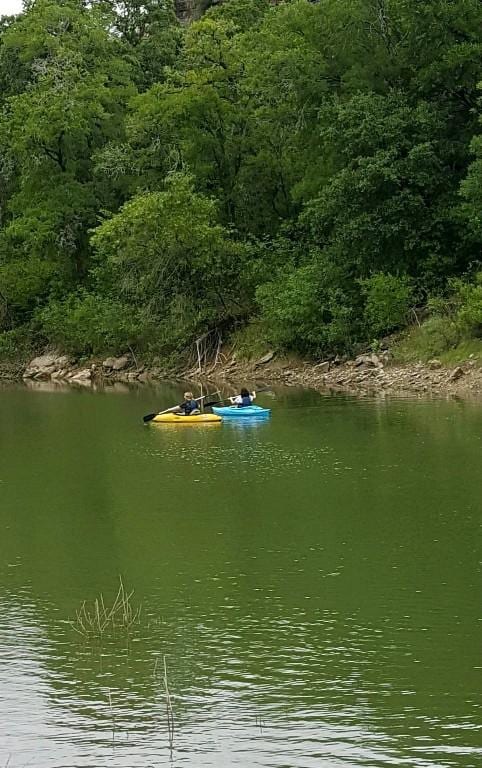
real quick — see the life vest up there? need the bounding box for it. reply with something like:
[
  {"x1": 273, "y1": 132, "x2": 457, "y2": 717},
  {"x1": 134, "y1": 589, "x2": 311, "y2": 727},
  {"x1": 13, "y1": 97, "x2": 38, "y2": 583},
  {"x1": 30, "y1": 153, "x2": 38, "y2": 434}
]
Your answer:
[
  {"x1": 239, "y1": 395, "x2": 252, "y2": 407},
  {"x1": 182, "y1": 399, "x2": 199, "y2": 414}
]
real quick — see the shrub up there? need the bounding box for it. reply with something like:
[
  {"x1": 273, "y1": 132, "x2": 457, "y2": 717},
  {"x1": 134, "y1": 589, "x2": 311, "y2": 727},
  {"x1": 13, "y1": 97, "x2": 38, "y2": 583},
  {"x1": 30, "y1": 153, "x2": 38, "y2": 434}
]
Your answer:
[
  {"x1": 425, "y1": 272, "x2": 482, "y2": 336},
  {"x1": 394, "y1": 316, "x2": 461, "y2": 362},
  {"x1": 90, "y1": 173, "x2": 251, "y2": 350},
  {"x1": 229, "y1": 320, "x2": 270, "y2": 361},
  {"x1": 38, "y1": 292, "x2": 144, "y2": 355},
  {"x1": 361, "y1": 273, "x2": 413, "y2": 336},
  {"x1": 452, "y1": 273, "x2": 482, "y2": 336},
  {"x1": 0, "y1": 326, "x2": 36, "y2": 362},
  {"x1": 256, "y1": 258, "x2": 357, "y2": 356},
  {"x1": 0, "y1": 257, "x2": 57, "y2": 328}
]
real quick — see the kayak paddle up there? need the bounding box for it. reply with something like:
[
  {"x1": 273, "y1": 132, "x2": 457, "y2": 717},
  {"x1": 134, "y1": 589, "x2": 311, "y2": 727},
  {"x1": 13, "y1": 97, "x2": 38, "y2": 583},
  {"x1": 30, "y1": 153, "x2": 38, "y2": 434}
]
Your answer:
[
  {"x1": 203, "y1": 397, "x2": 232, "y2": 408},
  {"x1": 144, "y1": 411, "x2": 164, "y2": 423}
]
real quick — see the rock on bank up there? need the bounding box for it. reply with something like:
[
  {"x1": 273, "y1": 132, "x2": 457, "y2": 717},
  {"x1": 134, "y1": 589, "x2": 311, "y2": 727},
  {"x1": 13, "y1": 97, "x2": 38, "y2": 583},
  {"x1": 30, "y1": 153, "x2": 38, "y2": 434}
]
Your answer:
[
  {"x1": 20, "y1": 351, "x2": 151, "y2": 386},
  {"x1": 185, "y1": 350, "x2": 482, "y2": 397},
  {"x1": 4, "y1": 348, "x2": 482, "y2": 397}
]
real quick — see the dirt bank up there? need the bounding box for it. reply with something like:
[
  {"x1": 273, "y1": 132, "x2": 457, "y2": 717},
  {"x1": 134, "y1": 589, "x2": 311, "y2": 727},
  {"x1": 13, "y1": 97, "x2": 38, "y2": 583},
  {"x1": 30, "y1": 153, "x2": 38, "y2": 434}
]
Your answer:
[
  {"x1": 2, "y1": 349, "x2": 482, "y2": 398},
  {"x1": 186, "y1": 350, "x2": 482, "y2": 397}
]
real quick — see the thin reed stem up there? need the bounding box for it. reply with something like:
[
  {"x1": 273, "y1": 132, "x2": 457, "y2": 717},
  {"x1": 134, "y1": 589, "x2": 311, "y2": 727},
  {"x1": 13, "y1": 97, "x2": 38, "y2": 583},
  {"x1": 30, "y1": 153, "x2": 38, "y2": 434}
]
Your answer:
[
  {"x1": 108, "y1": 687, "x2": 116, "y2": 744},
  {"x1": 163, "y1": 655, "x2": 175, "y2": 756}
]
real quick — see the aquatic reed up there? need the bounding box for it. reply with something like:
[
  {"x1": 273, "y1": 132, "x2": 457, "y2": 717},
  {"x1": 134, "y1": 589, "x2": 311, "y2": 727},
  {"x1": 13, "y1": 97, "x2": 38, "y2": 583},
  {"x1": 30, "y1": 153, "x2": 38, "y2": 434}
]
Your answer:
[
  {"x1": 71, "y1": 576, "x2": 141, "y2": 640},
  {"x1": 255, "y1": 714, "x2": 265, "y2": 733},
  {"x1": 163, "y1": 655, "x2": 175, "y2": 756},
  {"x1": 107, "y1": 687, "x2": 116, "y2": 744},
  {"x1": 152, "y1": 656, "x2": 174, "y2": 760}
]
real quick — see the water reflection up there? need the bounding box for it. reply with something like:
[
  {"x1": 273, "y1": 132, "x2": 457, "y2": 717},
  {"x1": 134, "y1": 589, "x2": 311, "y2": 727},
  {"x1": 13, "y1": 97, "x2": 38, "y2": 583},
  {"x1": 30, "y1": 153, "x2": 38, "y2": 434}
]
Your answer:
[
  {"x1": 220, "y1": 418, "x2": 271, "y2": 431},
  {"x1": 1, "y1": 590, "x2": 480, "y2": 767},
  {"x1": 0, "y1": 386, "x2": 481, "y2": 767}
]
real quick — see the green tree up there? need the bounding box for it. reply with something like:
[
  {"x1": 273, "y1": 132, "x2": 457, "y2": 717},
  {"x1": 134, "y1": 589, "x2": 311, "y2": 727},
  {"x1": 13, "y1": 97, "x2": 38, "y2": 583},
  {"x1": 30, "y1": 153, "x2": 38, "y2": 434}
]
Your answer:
[
  {"x1": 301, "y1": 92, "x2": 469, "y2": 285},
  {"x1": 103, "y1": 1, "x2": 271, "y2": 228},
  {"x1": 0, "y1": 0, "x2": 134, "y2": 330},
  {"x1": 90, "y1": 173, "x2": 250, "y2": 353},
  {"x1": 102, "y1": 0, "x2": 182, "y2": 90},
  {"x1": 361, "y1": 272, "x2": 413, "y2": 336},
  {"x1": 1, "y1": 0, "x2": 481, "y2": 361},
  {"x1": 460, "y1": 83, "x2": 482, "y2": 240},
  {"x1": 256, "y1": 245, "x2": 358, "y2": 356}
]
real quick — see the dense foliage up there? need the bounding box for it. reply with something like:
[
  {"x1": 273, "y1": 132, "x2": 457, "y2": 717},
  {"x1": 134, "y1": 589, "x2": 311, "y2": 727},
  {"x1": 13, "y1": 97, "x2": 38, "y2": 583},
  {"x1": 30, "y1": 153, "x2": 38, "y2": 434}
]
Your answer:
[{"x1": 0, "y1": 0, "x2": 480, "y2": 361}]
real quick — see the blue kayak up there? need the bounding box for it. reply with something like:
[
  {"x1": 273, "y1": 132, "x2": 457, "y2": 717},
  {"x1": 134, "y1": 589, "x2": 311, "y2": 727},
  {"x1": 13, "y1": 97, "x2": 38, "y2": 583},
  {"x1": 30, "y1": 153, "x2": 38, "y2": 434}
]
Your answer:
[{"x1": 212, "y1": 405, "x2": 271, "y2": 418}]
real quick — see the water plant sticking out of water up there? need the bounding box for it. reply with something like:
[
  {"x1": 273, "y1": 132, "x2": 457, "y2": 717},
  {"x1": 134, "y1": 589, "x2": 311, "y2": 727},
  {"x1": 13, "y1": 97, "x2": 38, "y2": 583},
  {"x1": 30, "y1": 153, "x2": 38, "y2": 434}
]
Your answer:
[
  {"x1": 71, "y1": 576, "x2": 142, "y2": 640},
  {"x1": 154, "y1": 653, "x2": 175, "y2": 757},
  {"x1": 164, "y1": 655, "x2": 175, "y2": 758},
  {"x1": 107, "y1": 687, "x2": 116, "y2": 744}
]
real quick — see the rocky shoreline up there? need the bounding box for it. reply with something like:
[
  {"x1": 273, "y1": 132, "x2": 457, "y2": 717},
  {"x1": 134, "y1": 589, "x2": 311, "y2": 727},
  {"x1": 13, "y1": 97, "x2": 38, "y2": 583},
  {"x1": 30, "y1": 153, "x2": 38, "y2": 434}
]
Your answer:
[
  {"x1": 249, "y1": 353, "x2": 482, "y2": 397},
  {"x1": 1, "y1": 348, "x2": 481, "y2": 398},
  {"x1": 196, "y1": 350, "x2": 482, "y2": 397}
]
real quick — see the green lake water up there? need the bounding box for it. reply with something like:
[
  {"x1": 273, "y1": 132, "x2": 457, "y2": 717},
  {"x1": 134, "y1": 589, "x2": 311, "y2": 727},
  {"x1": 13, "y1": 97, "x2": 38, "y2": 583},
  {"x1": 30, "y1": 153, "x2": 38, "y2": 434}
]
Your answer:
[{"x1": 0, "y1": 383, "x2": 481, "y2": 767}]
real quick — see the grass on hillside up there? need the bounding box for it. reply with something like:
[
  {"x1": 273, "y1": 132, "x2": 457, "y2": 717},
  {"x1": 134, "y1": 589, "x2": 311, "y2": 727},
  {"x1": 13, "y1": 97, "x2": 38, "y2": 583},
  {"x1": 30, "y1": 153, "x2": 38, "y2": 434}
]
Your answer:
[
  {"x1": 438, "y1": 339, "x2": 482, "y2": 366},
  {"x1": 229, "y1": 321, "x2": 271, "y2": 361},
  {"x1": 393, "y1": 317, "x2": 482, "y2": 366}
]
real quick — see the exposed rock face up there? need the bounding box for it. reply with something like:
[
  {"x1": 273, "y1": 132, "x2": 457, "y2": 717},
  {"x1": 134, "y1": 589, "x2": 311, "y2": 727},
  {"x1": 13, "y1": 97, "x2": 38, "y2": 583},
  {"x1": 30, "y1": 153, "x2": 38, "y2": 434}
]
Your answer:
[
  {"x1": 448, "y1": 366, "x2": 464, "y2": 382},
  {"x1": 69, "y1": 368, "x2": 92, "y2": 383},
  {"x1": 255, "y1": 351, "x2": 275, "y2": 367},
  {"x1": 24, "y1": 353, "x2": 72, "y2": 379},
  {"x1": 314, "y1": 361, "x2": 330, "y2": 373},
  {"x1": 102, "y1": 355, "x2": 130, "y2": 371},
  {"x1": 22, "y1": 350, "x2": 137, "y2": 387},
  {"x1": 354, "y1": 353, "x2": 384, "y2": 369},
  {"x1": 175, "y1": 0, "x2": 201, "y2": 24}
]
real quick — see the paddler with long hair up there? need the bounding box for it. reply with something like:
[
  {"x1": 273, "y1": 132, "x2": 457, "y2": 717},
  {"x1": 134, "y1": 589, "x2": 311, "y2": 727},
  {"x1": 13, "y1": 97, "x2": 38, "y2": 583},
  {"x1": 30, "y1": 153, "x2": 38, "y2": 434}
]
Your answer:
[{"x1": 229, "y1": 387, "x2": 256, "y2": 407}]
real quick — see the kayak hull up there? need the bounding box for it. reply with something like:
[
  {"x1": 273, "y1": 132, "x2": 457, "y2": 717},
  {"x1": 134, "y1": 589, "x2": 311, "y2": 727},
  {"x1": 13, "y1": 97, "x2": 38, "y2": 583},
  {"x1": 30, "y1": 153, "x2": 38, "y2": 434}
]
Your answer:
[
  {"x1": 212, "y1": 405, "x2": 271, "y2": 417},
  {"x1": 152, "y1": 413, "x2": 222, "y2": 424}
]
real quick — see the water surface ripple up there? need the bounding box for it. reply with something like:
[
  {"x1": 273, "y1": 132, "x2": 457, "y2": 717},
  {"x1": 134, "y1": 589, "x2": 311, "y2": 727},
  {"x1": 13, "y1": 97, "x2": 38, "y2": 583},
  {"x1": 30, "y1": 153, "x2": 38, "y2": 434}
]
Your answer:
[{"x1": 0, "y1": 386, "x2": 481, "y2": 766}]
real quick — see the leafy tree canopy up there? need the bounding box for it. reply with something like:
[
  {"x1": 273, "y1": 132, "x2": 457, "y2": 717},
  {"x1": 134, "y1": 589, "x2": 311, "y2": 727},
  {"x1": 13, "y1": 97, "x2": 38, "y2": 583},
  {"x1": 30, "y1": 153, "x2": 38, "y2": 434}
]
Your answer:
[{"x1": 0, "y1": 0, "x2": 480, "y2": 358}]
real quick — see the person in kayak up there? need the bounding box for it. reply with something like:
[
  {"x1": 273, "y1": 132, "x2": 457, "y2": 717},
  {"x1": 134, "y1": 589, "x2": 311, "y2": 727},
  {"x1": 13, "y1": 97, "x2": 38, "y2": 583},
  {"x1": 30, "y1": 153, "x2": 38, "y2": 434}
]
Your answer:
[
  {"x1": 229, "y1": 388, "x2": 256, "y2": 407},
  {"x1": 173, "y1": 391, "x2": 201, "y2": 416}
]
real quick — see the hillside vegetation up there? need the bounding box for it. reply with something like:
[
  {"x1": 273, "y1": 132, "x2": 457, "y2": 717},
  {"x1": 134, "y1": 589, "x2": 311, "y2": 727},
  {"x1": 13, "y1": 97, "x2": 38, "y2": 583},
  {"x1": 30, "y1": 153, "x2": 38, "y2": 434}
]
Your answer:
[{"x1": 0, "y1": 0, "x2": 481, "y2": 365}]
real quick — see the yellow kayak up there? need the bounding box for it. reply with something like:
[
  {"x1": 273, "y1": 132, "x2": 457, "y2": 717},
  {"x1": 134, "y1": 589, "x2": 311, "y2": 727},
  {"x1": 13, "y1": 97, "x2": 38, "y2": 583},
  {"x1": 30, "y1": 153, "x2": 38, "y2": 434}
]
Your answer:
[{"x1": 152, "y1": 413, "x2": 222, "y2": 424}]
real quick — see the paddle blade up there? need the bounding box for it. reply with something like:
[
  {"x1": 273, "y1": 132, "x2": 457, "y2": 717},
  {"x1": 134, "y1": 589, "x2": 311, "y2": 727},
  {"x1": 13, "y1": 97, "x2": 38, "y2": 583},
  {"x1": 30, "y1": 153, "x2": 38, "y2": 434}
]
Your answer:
[{"x1": 143, "y1": 413, "x2": 158, "y2": 423}]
